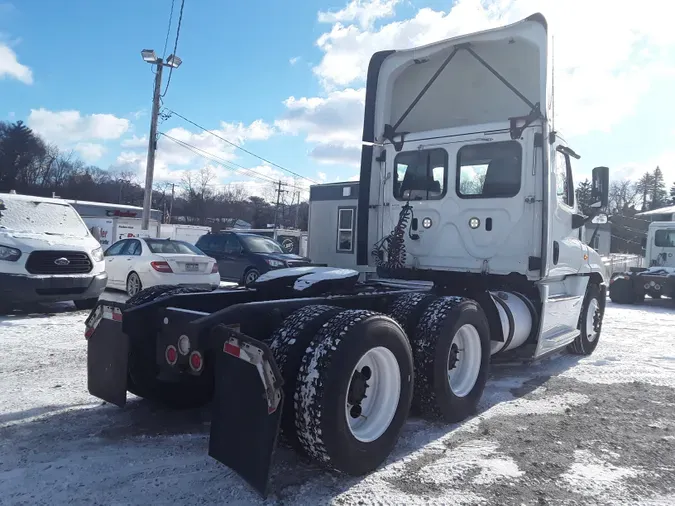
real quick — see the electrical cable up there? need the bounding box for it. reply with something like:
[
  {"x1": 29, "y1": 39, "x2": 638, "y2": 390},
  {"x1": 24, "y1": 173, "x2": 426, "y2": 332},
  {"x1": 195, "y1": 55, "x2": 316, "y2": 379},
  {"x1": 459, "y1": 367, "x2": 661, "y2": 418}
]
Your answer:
[
  {"x1": 161, "y1": 0, "x2": 176, "y2": 58},
  {"x1": 159, "y1": 132, "x2": 310, "y2": 192},
  {"x1": 165, "y1": 108, "x2": 319, "y2": 184},
  {"x1": 161, "y1": 0, "x2": 185, "y2": 98}
]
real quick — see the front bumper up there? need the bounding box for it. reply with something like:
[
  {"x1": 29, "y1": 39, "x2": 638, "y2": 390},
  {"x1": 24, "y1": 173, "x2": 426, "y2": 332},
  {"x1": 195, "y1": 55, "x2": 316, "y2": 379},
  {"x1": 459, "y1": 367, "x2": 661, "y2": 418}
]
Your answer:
[{"x1": 0, "y1": 271, "x2": 108, "y2": 305}]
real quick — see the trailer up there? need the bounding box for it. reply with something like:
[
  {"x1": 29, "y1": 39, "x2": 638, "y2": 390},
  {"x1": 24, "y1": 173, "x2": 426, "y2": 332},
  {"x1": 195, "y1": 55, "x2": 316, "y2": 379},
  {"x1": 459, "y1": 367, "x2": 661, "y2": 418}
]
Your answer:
[
  {"x1": 83, "y1": 216, "x2": 160, "y2": 249},
  {"x1": 83, "y1": 13, "x2": 610, "y2": 498},
  {"x1": 159, "y1": 224, "x2": 211, "y2": 245},
  {"x1": 610, "y1": 221, "x2": 675, "y2": 303}
]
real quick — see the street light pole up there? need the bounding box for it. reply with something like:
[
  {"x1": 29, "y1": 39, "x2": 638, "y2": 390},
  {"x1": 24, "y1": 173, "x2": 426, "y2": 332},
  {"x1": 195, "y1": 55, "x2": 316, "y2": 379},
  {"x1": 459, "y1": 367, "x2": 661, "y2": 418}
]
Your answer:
[
  {"x1": 141, "y1": 59, "x2": 163, "y2": 231},
  {"x1": 139, "y1": 49, "x2": 182, "y2": 231}
]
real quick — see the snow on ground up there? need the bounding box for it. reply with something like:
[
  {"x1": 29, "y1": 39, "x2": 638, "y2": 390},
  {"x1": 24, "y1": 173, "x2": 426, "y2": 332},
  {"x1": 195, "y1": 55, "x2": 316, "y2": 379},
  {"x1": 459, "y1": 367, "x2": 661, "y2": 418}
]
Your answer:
[{"x1": 1, "y1": 298, "x2": 674, "y2": 505}]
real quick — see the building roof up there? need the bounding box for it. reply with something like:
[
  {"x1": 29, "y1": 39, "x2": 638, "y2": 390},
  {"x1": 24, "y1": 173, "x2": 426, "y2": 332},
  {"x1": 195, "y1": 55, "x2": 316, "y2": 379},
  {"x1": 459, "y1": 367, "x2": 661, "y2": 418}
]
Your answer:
[
  {"x1": 66, "y1": 199, "x2": 159, "y2": 212},
  {"x1": 635, "y1": 205, "x2": 675, "y2": 217}
]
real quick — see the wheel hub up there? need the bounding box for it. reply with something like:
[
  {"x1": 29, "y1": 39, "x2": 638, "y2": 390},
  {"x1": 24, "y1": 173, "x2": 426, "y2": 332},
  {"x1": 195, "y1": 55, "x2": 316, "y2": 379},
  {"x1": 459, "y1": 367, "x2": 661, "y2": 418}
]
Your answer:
[
  {"x1": 348, "y1": 366, "x2": 371, "y2": 417},
  {"x1": 448, "y1": 343, "x2": 460, "y2": 370}
]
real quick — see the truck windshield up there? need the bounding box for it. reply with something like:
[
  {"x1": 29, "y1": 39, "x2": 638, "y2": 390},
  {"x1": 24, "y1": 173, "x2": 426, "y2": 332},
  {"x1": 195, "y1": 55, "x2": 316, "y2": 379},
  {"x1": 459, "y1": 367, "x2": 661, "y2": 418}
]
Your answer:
[
  {"x1": 654, "y1": 229, "x2": 675, "y2": 247},
  {"x1": 145, "y1": 239, "x2": 204, "y2": 255},
  {"x1": 240, "y1": 235, "x2": 284, "y2": 254},
  {"x1": 0, "y1": 198, "x2": 89, "y2": 237}
]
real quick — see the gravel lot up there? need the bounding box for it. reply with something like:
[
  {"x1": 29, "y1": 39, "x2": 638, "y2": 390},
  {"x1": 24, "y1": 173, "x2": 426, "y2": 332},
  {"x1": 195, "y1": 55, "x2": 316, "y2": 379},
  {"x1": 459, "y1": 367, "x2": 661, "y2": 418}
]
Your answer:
[{"x1": 1, "y1": 296, "x2": 674, "y2": 505}]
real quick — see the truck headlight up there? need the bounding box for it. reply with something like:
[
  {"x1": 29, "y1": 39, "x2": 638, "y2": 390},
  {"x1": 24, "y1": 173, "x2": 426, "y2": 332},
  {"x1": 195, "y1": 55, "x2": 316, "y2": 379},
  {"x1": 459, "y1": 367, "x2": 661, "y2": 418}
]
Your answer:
[
  {"x1": 91, "y1": 247, "x2": 104, "y2": 262},
  {"x1": 0, "y1": 244, "x2": 21, "y2": 262},
  {"x1": 265, "y1": 259, "x2": 285, "y2": 268}
]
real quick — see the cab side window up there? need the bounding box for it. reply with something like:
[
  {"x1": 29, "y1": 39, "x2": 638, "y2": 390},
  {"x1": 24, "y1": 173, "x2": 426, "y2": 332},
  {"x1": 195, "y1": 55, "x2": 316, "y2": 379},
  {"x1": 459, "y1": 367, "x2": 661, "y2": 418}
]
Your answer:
[{"x1": 555, "y1": 150, "x2": 574, "y2": 207}]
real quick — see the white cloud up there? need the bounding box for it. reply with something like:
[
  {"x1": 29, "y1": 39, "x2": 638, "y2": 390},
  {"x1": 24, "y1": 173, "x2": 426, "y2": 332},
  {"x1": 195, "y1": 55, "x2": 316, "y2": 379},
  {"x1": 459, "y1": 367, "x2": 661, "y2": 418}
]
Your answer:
[
  {"x1": 74, "y1": 142, "x2": 106, "y2": 162},
  {"x1": 0, "y1": 43, "x2": 33, "y2": 84},
  {"x1": 307, "y1": 0, "x2": 675, "y2": 139},
  {"x1": 121, "y1": 135, "x2": 148, "y2": 148},
  {"x1": 27, "y1": 109, "x2": 130, "y2": 144},
  {"x1": 276, "y1": 88, "x2": 365, "y2": 166},
  {"x1": 318, "y1": 0, "x2": 400, "y2": 29},
  {"x1": 289, "y1": 56, "x2": 301, "y2": 65}
]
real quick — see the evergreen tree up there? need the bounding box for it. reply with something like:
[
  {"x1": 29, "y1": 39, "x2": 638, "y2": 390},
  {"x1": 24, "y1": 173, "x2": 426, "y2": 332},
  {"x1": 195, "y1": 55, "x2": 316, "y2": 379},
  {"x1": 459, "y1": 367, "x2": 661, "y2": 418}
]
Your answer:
[
  {"x1": 649, "y1": 166, "x2": 668, "y2": 210},
  {"x1": 635, "y1": 171, "x2": 654, "y2": 210},
  {"x1": 575, "y1": 178, "x2": 593, "y2": 215},
  {"x1": 670, "y1": 182, "x2": 675, "y2": 205}
]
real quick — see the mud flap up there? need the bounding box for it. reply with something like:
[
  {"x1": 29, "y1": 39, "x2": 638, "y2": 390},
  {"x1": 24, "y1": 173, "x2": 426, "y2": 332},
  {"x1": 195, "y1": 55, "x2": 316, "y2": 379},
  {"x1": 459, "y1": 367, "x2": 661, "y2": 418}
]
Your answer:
[
  {"x1": 87, "y1": 317, "x2": 129, "y2": 407},
  {"x1": 208, "y1": 328, "x2": 284, "y2": 498}
]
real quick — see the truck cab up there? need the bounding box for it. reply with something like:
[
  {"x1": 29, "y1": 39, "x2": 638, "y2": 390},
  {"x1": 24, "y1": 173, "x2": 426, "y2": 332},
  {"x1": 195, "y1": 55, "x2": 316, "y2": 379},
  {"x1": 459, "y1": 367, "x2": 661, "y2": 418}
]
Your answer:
[{"x1": 359, "y1": 13, "x2": 609, "y2": 358}]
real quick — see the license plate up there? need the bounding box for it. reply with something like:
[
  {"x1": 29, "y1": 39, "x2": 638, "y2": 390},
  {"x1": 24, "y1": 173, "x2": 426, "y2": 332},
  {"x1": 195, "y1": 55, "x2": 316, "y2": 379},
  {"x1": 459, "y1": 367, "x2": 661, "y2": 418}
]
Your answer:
[{"x1": 186, "y1": 263, "x2": 199, "y2": 272}]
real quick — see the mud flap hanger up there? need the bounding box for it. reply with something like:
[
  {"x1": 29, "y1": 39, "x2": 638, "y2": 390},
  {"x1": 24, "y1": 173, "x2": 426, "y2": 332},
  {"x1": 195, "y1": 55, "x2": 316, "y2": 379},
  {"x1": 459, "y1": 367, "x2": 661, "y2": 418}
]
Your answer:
[{"x1": 383, "y1": 42, "x2": 544, "y2": 151}]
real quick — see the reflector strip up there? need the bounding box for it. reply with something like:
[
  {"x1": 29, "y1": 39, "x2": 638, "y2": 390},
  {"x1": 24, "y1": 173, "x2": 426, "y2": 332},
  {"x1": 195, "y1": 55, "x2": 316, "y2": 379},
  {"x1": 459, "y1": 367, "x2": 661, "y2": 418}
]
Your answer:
[{"x1": 224, "y1": 342, "x2": 240, "y2": 357}]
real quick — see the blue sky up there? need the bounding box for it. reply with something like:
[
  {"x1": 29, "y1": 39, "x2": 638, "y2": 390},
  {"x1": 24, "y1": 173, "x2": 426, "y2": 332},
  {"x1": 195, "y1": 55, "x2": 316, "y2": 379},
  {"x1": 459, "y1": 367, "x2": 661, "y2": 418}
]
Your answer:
[{"x1": 2, "y1": 0, "x2": 674, "y2": 198}]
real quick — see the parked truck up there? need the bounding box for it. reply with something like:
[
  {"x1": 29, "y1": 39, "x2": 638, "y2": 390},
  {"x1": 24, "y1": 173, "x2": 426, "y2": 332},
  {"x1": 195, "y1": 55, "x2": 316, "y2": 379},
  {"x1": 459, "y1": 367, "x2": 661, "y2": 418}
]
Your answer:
[
  {"x1": 83, "y1": 13, "x2": 610, "y2": 497},
  {"x1": 610, "y1": 221, "x2": 675, "y2": 303}
]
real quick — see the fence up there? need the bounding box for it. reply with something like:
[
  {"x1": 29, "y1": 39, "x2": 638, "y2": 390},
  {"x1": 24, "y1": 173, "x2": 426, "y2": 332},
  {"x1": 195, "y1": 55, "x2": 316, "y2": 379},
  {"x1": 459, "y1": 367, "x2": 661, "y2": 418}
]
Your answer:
[{"x1": 602, "y1": 254, "x2": 643, "y2": 278}]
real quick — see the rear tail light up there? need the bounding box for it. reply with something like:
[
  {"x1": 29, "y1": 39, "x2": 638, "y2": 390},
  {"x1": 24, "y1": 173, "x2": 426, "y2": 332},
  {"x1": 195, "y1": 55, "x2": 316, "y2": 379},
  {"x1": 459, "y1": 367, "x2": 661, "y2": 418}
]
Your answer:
[
  {"x1": 189, "y1": 351, "x2": 203, "y2": 372},
  {"x1": 165, "y1": 345, "x2": 178, "y2": 365},
  {"x1": 211, "y1": 263, "x2": 219, "y2": 273},
  {"x1": 151, "y1": 261, "x2": 173, "y2": 273}
]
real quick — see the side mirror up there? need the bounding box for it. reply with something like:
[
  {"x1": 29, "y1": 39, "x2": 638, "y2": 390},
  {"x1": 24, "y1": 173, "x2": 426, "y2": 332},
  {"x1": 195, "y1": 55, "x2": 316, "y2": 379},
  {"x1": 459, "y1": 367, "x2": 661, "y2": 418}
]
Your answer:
[
  {"x1": 90, "y1": 226, "x2": 101, "y2": 241},
  {"x1": 591, "y1": 166, "x2": 609, "y2": 209},
  {"x1": 641, "y1": 237, "x2": 647, "y2": 248},
  {"x1": 591, "y1": 214, "x2": 608, "y2": 224}
]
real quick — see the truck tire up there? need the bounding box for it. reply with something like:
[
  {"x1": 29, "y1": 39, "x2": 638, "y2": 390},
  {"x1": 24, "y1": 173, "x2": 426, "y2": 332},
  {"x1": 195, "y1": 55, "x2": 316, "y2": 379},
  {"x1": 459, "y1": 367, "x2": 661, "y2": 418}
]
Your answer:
[
  {"x1": 568, "y1": 284, "x2": 604, "y2": 356},
  {"x1": 412, "y1": 297, "x2": 490, "y2": 423},
  {"x1": 609, "y1": 277, "x2": 637, "y2": 304},
  {"x1": 387, "y1": 292, "x2": 437, "y2": 337},
  {"x1": 268, "y1": 304, "x2": 344, "y2": 451},
  {"x1": 125, "y1": 285, "x2": 214, "y2": 409},
  {"x1": 294, "y1": 310, "x2": 413, "y2": 475}
]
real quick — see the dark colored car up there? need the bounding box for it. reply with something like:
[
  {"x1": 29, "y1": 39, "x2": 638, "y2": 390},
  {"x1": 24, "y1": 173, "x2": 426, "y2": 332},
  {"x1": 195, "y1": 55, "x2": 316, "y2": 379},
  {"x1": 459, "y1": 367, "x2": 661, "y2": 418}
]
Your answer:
[{"x1": 195, "y1": 231, "x2": 314, "y2": 285}]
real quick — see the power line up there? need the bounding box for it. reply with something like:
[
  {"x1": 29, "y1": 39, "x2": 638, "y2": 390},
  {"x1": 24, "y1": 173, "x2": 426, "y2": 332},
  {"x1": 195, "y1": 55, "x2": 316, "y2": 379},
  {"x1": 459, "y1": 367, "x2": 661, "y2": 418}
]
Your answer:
[
  {"x1": 161, "y1": 0, "x2": 176, "y2": 58},
  {"x1": 165, "y1": 108, "x2": 319, "y2": 184},
  {"x1": 159, "y1": 132, "x2": 312, "y2": 192},
  {"x1": 161, "y1": 0, "x2": 185, "y2": 98},
  {"x1": 160, "y1": 132, "x2": 280, "y2": 185}
]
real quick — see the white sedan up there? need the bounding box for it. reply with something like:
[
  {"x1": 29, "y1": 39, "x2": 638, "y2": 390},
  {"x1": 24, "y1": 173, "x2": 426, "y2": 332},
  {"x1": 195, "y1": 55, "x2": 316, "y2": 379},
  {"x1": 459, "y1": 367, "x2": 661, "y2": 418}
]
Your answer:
[{"x1": 103, "y1": 237, "x2": 220, "y2": 296}]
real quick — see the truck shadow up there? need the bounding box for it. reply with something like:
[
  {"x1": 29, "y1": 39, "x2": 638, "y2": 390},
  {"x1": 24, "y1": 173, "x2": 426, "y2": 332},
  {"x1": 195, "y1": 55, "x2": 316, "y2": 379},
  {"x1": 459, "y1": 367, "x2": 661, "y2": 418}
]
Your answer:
[{"x1": 0, "y1": 351, "x2": 585, "y2": 504}]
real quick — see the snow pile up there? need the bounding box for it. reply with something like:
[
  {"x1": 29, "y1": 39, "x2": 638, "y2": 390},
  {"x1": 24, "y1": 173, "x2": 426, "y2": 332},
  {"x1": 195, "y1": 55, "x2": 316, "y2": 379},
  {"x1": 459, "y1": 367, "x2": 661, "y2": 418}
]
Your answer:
[
  {"x1": 561, "y1": 449, "x2": 640, "y2": 497},
  {"x1": 418, "y1": 440, "x2": 523, "y2": 486}
]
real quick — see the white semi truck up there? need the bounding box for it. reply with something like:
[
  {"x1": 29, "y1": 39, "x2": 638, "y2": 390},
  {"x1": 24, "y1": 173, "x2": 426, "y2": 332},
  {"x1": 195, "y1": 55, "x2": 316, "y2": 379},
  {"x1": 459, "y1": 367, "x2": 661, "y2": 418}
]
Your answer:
[
  {"x1": 610, "y1": 221, "x2": 675, "y2": 303},
  {"x1": 83, "y1": 13, "x2": 610, "y2": 497}
]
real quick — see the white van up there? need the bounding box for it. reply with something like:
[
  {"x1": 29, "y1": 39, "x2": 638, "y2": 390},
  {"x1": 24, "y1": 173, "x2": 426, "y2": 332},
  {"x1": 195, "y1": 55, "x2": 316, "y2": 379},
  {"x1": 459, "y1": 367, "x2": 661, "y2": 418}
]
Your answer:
[{"x1": 0, "y1": 192, "x2": 107, "y2": 311}]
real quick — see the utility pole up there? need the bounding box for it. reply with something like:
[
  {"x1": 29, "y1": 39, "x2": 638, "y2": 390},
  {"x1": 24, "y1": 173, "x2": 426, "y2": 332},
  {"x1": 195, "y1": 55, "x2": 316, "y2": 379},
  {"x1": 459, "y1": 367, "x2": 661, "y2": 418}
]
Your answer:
[
  {"x1": 168, "y1": 183, "x2": 175, "y2": 224},
  {"x1": 141, "y1": 61, "x2": 163, "y2": 231},
  {"x1": 139, "y1": 49, "x2": 182, "y2": 230},
  {"x1": 294, "y1": 191, "x2": 300, "y2": 229},
  {"x1": 272, "y1": 180, "x2": 287, "y2": 240}
]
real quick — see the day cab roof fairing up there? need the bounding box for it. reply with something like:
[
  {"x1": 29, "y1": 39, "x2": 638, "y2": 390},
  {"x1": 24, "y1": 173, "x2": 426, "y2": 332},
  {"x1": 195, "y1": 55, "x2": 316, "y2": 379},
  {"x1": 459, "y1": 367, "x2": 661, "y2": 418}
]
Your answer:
[{"x1": 357, "y1": 13, "x2": 550, "y2": 265}]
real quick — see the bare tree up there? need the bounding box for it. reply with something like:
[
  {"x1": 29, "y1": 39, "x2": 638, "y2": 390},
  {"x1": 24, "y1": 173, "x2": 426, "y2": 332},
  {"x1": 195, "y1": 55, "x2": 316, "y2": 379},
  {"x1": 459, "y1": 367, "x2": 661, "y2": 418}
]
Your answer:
[{"x1": 608, "y1": 179, "x2": 639, "y2": 215}]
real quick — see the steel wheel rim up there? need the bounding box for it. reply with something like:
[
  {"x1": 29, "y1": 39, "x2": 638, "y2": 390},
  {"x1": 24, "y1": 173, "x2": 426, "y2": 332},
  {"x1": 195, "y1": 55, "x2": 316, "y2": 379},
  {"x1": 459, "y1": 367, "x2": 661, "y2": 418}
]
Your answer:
[
  {"x1": 585, "y1": 298, "x2": 600, "y2": 342},
  {"x1": 245, "y1": 270, "x2": 259, "y2": 284},
  {"x1": 447, "y1": 324, "x2": 482, "y2": 397},
  {"x1": 128, "y1": 274, "x2": 140, "y2": 296},
  {"x1": 345, "y1": 346, "x2": 401, "y2": 443}
]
